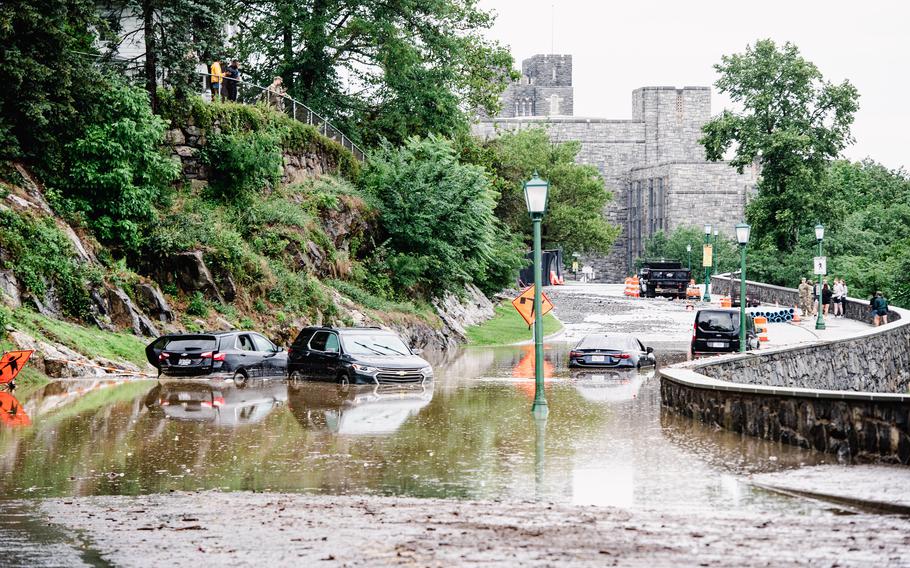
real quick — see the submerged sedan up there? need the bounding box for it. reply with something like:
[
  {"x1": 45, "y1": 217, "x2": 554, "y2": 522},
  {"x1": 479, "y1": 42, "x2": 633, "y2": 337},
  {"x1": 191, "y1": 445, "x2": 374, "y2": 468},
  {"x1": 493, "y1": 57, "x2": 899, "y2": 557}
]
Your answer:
[{"x1": 568, "y1": 333, "x2": 656, "y2": 369}]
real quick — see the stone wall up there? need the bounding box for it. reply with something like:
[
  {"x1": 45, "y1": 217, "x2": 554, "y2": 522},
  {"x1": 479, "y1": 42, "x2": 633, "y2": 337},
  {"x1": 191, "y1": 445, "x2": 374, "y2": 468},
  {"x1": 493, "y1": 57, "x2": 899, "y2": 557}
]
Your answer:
[
  {"x1": 661, "y1": 277, "x2": 910, "y2": 464},
  {"x1": 165, "y1": 123, "x2": 340, "y2": 190}
]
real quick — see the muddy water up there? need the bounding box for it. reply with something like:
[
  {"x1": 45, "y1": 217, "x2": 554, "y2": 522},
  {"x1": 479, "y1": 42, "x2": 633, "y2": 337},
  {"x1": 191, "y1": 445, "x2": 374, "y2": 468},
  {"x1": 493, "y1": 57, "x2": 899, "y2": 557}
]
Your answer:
[{"x1": 0, "y1": 344, "x2": 830, "y2": 514}]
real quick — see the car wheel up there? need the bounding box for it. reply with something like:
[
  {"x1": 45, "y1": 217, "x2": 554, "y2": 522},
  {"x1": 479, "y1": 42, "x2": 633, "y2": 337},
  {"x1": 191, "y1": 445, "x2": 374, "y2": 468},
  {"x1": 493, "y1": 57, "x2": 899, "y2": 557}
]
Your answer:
[
  {"x1": 233, "y1": 369, "x2": 248, "y2": 387},
  {"x1": 338, "y1": 372, "x2": 350, "y2": 387},
  {"x1": 289, "y1": 370, "x2": 304, "y2": 383}
]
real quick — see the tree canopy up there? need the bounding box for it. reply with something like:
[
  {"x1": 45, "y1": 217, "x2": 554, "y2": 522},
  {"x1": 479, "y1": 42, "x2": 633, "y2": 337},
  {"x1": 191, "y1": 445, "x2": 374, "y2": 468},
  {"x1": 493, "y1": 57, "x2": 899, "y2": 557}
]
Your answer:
[
  {"x1": 700, "y1": 39, "x2": 859, "y2": 251},
  {"x1": 228, "y1": 0, "x2": 514, "y2": 146}
]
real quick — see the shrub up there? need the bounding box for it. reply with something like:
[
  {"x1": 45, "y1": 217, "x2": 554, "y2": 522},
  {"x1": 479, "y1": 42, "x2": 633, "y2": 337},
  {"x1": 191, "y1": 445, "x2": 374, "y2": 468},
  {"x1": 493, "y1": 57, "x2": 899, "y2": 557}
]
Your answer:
[
  {"x1": 202, "y1": 130, "x2": 283, "y2": 201},
  {"x1": 186, "y1": 292, "x2": 209, "y2": 317}
]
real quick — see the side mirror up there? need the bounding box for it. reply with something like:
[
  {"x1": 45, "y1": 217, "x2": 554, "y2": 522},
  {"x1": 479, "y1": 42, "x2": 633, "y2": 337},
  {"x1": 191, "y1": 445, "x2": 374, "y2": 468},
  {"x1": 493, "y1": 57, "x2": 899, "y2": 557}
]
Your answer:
[
  {"x1": 411, "y1": 348, "x2": 423, "y2": 356},
  {"x1": 276, "y1": 346, "x2": 285, "y2": 353},
  {"x1": 646, "y1": 346, "x2": 654, "y2": 354}
]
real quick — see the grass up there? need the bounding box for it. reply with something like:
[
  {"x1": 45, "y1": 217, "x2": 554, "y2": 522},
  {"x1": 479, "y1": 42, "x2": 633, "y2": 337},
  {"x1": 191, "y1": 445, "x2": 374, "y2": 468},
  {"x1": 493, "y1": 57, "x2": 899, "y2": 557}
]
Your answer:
[{"x1": 465, "y1": 301, "x2": 563, "y2": 346}]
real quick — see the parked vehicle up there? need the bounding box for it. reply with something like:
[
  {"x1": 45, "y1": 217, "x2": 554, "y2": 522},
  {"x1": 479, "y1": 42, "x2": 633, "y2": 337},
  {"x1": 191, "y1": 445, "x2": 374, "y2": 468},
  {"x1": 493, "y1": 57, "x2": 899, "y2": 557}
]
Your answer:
[
  {"x1": 287, "y1": 327, "x2": 433, "y2": 384},
  {"x1": 568, "y1": 333, "x2": 656, "y2": 369},
  {"x1": 145, "y1": 331, "x2": 287, "y2": 380},
  {"x1": 638, "y1": 260, "x2": 691, "y2": 299},
  {"x1": 690, "y1": 308, "x2": 759, "y2": 356}
]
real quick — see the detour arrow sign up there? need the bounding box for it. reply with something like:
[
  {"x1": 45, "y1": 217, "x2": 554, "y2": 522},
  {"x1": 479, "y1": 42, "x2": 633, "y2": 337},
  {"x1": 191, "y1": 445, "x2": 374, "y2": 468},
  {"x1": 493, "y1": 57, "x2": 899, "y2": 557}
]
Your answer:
[{"x1": 511, "y1": 285, "x2": 554, "y2": 327}]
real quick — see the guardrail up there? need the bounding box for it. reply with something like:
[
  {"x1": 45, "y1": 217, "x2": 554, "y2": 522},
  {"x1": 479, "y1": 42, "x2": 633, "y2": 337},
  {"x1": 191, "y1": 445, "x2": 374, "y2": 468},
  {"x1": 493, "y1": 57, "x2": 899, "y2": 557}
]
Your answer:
[{"x1": 199, "y1": 72, "x2": 365, "y2": 162}]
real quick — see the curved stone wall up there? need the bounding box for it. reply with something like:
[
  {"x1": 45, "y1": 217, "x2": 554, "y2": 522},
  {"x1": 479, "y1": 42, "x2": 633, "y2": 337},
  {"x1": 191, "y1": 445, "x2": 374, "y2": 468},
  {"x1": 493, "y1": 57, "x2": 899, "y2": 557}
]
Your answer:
[{"x1": 661, "y1": 277, "x2": 910, "y2": 464}]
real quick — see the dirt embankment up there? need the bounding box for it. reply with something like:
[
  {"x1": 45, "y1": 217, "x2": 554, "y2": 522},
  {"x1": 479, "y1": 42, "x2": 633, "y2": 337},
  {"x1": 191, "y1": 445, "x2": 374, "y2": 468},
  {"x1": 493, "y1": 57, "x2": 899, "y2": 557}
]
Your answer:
[{"x1": 40, "y1": 492, "x2": 910, "y2": 567}]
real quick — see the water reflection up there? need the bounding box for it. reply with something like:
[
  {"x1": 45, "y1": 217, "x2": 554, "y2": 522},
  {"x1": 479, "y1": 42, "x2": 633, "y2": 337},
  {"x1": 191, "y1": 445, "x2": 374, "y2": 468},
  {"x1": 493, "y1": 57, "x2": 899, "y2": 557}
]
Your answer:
[
  {"x1": 145, "y1": 378, "x2": 288, "y2": 426},
  {"x1": 0, "y1": 392, "x2": 30, "y2": 427},
  {"x1": 0, "y1": 345, "x2": 829, "y2": 515},
  {"x1": 288, "y1": 382, "x2": 434, "y2": 435}
]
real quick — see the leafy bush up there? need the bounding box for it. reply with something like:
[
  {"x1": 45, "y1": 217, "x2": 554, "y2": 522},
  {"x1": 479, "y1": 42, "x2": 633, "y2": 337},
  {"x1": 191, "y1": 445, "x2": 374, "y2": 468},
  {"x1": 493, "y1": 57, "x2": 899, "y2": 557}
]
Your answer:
[
  {"x1": 0, "y1": 210, "x2": 92, "y2": 318},
  {"x1": 202, "y1": 130, "x2": 283, "y2": 201},
  {"x1": 186, "y1": 292, "x2": 209, "y2": 317},
  {"x1": 62, "y1": 80, "x2": 179, "y2": 251},
  {"x1": 361, "y1": 135, "x2": 501, "y2": 295}
]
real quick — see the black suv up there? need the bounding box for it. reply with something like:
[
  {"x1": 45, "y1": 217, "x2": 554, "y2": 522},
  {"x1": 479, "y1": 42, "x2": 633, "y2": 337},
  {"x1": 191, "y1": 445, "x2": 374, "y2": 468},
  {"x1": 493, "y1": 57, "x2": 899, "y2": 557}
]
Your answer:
[
  {"x1": 691, "y1": 308, "x2": 759, "y2": 357},
  {"x1": 287, "y1": 327, "x2": 433, "y2": 384},
  {"x1": 145, "y1": 331, "x2": 287, "y2": 379}
]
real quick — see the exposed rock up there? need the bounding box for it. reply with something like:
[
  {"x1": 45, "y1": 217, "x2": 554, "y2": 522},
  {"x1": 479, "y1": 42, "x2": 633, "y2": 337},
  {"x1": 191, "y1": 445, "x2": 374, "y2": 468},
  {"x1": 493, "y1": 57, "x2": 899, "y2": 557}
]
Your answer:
[
  {"x1": 6, "y1": 194, "x2": 33, "y2": 209},
  {"x1": 154, "y1": 250, "x2": 224, "y2": 302},
  {"x1": 106, "y1": 287, "x2": 160, "y2": 337},
  {"x1": 214, "y1": 273, "x2": 237, "y2": 302},
  {"x1": 175, "y1": 145, "x2": 195, "y2": 158},
  {"x1": 9, "y1": 330, "x2": 105, "y2": 378},
  {"x1": 432, "y1": 284, "x2": 495, "y2": 341},
  {"x1": 164, "y1": 129, "x2": 185, "y2": 145},
  {"x1": 135, "y1": 283, "x2": 174, "y2": 323},
  {"x1": 0, "y1": 270, "x2": 21, "y2": 308},
  {"x1": 214, "y1": 316, "x2": 235, "y2": 331},
  {"x1": 189, "y1": 179, "x2": 208, "y2": 191}
]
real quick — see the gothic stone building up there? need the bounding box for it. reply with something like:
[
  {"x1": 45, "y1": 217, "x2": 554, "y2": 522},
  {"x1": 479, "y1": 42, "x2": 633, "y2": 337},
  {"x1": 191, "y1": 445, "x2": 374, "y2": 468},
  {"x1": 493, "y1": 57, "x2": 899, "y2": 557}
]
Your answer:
[{"x1": 473, "y1": 54, "x2": 758, "y2": 281}]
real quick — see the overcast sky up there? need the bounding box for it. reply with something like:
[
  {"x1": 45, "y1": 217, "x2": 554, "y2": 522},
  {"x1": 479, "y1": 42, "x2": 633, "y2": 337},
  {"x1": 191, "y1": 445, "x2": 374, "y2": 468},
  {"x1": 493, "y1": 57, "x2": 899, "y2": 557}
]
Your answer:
[{"x1": 478, "y1": 0, "x2": 908, "y2": 170}]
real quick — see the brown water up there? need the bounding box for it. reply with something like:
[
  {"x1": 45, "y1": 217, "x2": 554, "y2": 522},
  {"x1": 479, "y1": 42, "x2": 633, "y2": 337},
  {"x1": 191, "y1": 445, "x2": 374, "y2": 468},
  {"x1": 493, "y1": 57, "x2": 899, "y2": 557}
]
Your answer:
[{"x1": 0, "y1": 344, "x2": 831, "y2": 514}]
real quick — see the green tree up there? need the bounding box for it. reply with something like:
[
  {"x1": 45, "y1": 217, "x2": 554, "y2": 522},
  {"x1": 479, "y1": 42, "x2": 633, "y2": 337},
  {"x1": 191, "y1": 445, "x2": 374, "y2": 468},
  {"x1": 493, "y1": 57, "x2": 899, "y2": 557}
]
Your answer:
[
  {"x1": 228, "y1": 0, "x2": 514, "y2": 145},
  {"x1": 360, "y1": 135, "x2": 520, "y2": 295},
  {"x1": 700, "y1": 39, "x2": 859, "y2": 251},
  {"x1": 101, "y1": 0, "x2": 227, "y2": 112},
  {"x1": 461, "y1": 129, "x2": 619, "y2": 255}
]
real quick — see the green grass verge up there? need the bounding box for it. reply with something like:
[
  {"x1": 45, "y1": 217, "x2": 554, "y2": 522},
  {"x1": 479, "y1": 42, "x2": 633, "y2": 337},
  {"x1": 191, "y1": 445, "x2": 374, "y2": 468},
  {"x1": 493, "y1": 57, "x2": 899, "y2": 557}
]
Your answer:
[{"x1": 465, "y1": 302, "x2": 562, "y2": 346}]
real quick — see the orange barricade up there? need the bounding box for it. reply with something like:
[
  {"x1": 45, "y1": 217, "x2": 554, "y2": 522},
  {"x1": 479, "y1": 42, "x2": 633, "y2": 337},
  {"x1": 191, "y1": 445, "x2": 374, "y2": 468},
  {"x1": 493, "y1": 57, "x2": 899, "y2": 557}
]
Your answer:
[
  {"x1": 754, "y1": 316, "x2": 769, "y2": 342},
  {"x1": 720, "y1": 296, "x2": 732, "y2": 308},
  {"x1": 630, "y1": 276, "x2": 640, "y2": 298},
  {"x1": 792, "y1": 305, "x2": 801, "y2": 323},
  {"x1": 623, "y1": 277, "x2": 633, "y2": 296}
]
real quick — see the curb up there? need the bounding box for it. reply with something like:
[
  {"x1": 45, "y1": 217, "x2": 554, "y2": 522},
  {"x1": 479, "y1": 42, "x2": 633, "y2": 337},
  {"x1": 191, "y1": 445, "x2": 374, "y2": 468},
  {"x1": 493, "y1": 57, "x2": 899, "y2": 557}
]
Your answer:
[{"x1": 751, "y1": 482, "x2": 910, "y2": 516}]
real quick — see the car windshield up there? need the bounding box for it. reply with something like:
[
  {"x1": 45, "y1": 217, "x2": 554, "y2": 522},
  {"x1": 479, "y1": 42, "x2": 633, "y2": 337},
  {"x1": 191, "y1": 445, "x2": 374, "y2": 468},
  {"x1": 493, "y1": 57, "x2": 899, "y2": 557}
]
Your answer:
[
  {"x1": 342, "y1": 334, "x2": 411, "y2": 356},
  {"x1": 576, "y1": 335, "x2": 639, "y2": 351},
  {"x1": 697, "y1": 312, "x2": 739, "y2": 332},
  {"x1": 164, "y1": 336, "x2": 217, "y2": 352}
]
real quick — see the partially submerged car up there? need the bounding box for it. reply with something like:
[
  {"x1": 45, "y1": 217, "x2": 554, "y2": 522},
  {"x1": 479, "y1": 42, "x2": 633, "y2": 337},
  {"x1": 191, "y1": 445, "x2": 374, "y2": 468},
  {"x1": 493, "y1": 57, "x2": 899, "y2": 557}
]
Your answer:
[
  {"x1": 287, "y1": 327, "x2": 432, "y2": 384},
  {"x1": 145, "y1": 331, "x2": 287, "y2": 380},
  {"x1": 568, "y1": 333, "x2": 656, "y2": 369},
  {"x1": 690, "y1": 308, "x2": 759, "y2": 357}
]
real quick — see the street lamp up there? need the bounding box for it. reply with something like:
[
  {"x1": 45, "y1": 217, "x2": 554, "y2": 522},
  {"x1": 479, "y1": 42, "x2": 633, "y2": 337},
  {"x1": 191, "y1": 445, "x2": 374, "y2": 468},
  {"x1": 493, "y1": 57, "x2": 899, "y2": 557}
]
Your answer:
[
  {"x1": 524, "y1": 172, "x2": 549, "y2": 418},
  {"x1": 735, "y1": 223, "x2": 751, "y2": 352},
  {"x1": 686, "y1": 244, "x2": 692, "y2": 270},
  {"x1": 815, "y1": 224, "x2": 826, "y2": 331},
  {"x1": 703, "y1": 224, "x2": 712, "y2": 302},
  {"x1": 712, "y1": 229, "x2": 719, "y2": 277}
]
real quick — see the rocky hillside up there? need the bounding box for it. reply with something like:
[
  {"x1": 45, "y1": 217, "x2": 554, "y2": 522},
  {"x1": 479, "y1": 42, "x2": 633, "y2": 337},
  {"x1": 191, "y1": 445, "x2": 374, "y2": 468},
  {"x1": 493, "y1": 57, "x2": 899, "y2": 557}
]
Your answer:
[{"x1": 0, "y1": 106, "x2": 493, "y2": 385}]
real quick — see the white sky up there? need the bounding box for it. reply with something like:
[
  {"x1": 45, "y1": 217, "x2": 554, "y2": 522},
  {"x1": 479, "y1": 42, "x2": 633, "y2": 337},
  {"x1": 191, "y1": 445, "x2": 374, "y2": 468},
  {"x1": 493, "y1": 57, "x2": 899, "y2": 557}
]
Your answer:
[{"x1": 478, "y1": 0, "x2": 909, "y2": 170}]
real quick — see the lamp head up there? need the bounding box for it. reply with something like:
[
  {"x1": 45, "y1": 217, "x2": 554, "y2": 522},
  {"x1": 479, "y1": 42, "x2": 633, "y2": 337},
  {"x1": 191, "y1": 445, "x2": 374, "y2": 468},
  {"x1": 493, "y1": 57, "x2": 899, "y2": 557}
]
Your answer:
[
  {"x1": 704, "y1": 223, "x2": 711, "y2": 235},
  {"x1": 524, "y1": 172, "x2": 549, "y2": 218},
  {"x1": 686, "y1": 244, "x2": 691, "y2": 252},
  {"x1": 735, "y1": 222, "x2": 751, "y2": 246},
  {"x1": 815, "y1": 224, "x2": 824, "y2": 241}
]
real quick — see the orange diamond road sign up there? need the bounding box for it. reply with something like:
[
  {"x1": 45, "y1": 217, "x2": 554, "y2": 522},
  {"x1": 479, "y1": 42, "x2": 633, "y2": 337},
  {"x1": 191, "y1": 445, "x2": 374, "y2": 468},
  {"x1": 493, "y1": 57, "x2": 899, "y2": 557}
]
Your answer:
[
  {"x1": 512, "y1": 285, "x2": 554, "y2": 327},
  {"x1": 0, "y1": 350, "x2": 33, "y2": 385}
]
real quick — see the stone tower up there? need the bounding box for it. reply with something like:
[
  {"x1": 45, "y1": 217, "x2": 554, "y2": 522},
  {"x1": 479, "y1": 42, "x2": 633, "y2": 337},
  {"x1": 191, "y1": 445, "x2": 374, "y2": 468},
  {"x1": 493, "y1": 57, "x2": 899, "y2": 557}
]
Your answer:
[{"x1": 499, "y1": 54, "x2": 574, "y2": 118}]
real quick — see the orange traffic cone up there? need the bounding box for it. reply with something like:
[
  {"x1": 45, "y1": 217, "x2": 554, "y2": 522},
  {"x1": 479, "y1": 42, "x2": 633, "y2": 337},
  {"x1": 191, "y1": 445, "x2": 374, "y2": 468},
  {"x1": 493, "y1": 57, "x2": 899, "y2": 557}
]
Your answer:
[{"x1": 792, "y1": 305, "x2": 801, "y2": 323}]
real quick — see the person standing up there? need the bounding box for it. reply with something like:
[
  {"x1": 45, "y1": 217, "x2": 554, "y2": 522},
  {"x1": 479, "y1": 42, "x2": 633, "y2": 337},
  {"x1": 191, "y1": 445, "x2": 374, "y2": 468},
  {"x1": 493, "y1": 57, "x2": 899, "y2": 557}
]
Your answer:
[
  {"x1": 798, "y1": 277, "x2": 812, "y2": 319},
  {"x1": 224, "y1": 61, "x2": 240, "y2": 102},
  {"x1": 263, "y1": 76, "x2": 286, "y2": 111},
  {"x1": 821, "y1": 280, "x2": 833, "y2": 317},
  {"x1": 832, "y1": 278, "x2": 847, "y2": 317},
  {"x1": 872, "y1": 291, "x2": 889, "y2": 326},
  {"x1": 210, "y1": 59, "x2": 224, "y2": 101}
]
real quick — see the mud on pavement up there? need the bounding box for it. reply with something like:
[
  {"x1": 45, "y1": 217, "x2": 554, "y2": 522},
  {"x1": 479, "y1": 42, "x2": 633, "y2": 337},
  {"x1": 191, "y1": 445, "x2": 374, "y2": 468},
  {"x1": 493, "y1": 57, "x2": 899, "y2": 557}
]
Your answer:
[{"x1": 39, "y1": 492, "x2": 910, "y2": 567}]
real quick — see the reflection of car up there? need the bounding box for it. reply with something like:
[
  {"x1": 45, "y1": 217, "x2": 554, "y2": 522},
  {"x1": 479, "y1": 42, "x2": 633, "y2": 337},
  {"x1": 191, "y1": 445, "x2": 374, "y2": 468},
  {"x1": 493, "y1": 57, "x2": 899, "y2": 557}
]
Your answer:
[
  {"x1": 145, "y1": 331, "x2": 287, "y2": 380},
  {"x1": 691, "y1": 308, "x2": 759, "y2": 356},
  {"x1": 144, "y1": 379, "x2": 288, "y2": 426},
  {"x1": 568, "y1": 333, "x2": 656, "y2": 369},
  {"x1": 288, "y1": 381, "x2": 434, "y2": 435},
  {"x1": 287, "y1": 327, "x2": 432, "y2": 384},
  {"x1": 572, "y1": 368, "x2": 653, "y2": 403}
]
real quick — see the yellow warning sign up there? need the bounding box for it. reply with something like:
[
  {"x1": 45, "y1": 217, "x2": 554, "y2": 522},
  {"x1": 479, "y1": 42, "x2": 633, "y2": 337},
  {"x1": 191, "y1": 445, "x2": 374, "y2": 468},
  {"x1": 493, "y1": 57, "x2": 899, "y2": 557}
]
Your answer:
[
  {"x1": 702, "y1": 244, "x2": 713, "y2": 267},
  {"x1": 511, "y1": 285, "x2": 554, "y2": 327}
]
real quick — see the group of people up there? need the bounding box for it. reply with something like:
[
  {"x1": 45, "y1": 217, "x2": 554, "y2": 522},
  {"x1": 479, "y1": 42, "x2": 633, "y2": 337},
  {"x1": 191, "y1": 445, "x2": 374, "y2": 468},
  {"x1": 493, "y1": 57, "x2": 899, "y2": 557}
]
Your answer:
[
  {"x1": 797, "y1": 277, "x2": 890, "y2": 326},
  {"x1": 210, "y1": 59, "x2": 287, "y2": 110}
]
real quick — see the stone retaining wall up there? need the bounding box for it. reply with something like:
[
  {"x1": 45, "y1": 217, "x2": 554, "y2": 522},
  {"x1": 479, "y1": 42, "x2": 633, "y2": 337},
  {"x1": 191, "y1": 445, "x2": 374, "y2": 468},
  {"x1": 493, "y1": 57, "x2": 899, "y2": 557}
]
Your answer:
[{"x1": 662, "y1": 277, "x2": 910, "y2": 464}]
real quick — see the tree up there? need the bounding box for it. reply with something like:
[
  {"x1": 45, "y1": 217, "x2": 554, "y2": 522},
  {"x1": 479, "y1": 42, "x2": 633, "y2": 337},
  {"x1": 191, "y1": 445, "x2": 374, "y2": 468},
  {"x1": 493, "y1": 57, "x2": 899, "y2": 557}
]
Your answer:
[
  {"x1": 360, "y1": 135, "x2": 521, "y2": 295},
  {"x1": 461, "y1": 129, "x2": 619, "y2": 255},
  {"x1": 101, "y1": 0, "x2": 226, "y2": 112},
  {"x1": 700, "y1": 40, "x2": 859, "y2": 251},
  {"x1": 228, "y1": 0, "x2": 514, "y2": 145}
]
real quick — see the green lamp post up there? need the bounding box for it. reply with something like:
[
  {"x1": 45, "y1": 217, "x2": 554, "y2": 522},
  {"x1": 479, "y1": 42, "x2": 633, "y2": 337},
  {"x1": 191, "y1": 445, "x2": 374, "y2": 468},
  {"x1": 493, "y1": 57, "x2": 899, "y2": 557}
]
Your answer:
[
  {"x1": 815, "y1": 224, "x2": 826, "y2": 331},
  {"x1": 735, "y1": 222, "x2": 751, "y2": 352},
  {"x1": 524, "y1": 173, "x2": 550, "y2": 419},
  {"x1": 712, "y1": 228, "x2": 719, "y2": 276},
  {"x1": 703, "y1": 223, "x2": 712, "y2": 302},
  {"x1": 686, "y1": 244, "x2": 692, "y2": 270}
]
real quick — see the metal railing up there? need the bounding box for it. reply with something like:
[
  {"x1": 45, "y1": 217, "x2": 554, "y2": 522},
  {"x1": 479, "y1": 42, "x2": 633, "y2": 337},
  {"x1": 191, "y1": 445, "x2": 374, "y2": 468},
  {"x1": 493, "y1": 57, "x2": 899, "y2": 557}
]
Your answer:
[{"x1": 200, "y1": 72, "x2": 365, "y2": 162}]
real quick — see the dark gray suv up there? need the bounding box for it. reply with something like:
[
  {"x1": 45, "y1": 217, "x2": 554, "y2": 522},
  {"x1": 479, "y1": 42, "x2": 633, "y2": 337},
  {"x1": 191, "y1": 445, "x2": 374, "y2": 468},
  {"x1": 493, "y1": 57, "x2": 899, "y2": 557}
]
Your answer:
[
  {"x1": 287, "y1": 327, "x2": 433, "y2": 384},
  {"x1": 146, "y1": 331, "x2": 287, "y2": 380}
]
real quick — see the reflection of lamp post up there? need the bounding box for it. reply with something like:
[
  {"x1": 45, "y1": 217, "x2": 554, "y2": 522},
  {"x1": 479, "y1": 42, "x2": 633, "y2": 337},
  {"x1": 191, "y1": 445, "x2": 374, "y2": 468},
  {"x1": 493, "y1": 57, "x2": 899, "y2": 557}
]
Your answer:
[
  {"x1": 525, "y1": 173, "x2": 549, "y2": 419},
  {"x1": 703, "y1": 224, "x2": 712, "y2": 302},
  {"x1": 534, "y1": 415, "x2": 547, "y2": 498},
  {"x1": 815, "y1": 224, "x2": 826, "y2": 331},
  {"x1": 686, "y1": 244, "x2": 692, "y2": 270},
  {"x1": 735, "y1": 223, "x2": 751, "y2": 352}
]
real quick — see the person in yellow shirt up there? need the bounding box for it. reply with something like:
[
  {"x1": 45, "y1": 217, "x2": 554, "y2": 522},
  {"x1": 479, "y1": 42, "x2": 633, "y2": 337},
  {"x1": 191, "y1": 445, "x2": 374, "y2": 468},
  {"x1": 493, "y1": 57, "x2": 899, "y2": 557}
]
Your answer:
[{"x1": 210, "y1": 60, "x2": 223, "y2": 101}]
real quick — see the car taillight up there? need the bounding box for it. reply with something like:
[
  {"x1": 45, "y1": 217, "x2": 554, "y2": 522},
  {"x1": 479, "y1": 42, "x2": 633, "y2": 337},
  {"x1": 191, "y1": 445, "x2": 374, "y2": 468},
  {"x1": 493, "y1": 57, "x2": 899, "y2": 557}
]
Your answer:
[
  {"x1": 693, "y1": 321, "x2": 698, "y2": 338},
  {"x1": 569, "y1": 351, "x2": 581, "y2": 358},
  {"x1": 617, "y1": 353, "x2": 631, "y2": 359},
  {"x1": 200, "y1": 352, "x2": 226, "y2": 361},
  {"x1": 212, "y1": 396, "x2": 225, "y2": 407},
  {"x1": 159, "y1": 352, "x2": 170, "y2": 361}
]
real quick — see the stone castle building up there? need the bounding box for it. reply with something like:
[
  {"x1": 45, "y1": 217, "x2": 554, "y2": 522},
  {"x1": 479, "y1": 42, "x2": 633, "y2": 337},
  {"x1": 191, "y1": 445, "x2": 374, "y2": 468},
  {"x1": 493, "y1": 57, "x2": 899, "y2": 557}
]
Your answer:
[{"x1": 473, "y1": 54, "x2": 758, "y2": 281}]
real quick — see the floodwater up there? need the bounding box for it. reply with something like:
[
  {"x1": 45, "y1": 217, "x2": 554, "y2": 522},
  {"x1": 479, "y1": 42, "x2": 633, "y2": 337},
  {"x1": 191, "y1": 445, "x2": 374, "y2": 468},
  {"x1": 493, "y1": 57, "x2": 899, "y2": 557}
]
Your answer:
[{"x1": 0, "y1": 344, "x2": 833, "y2": 515}]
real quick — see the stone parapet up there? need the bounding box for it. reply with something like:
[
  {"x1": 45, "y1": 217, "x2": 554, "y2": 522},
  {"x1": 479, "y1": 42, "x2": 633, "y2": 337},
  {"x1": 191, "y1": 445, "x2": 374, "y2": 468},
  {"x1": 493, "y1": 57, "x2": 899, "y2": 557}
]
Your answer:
[{"x1": 661, "y1": 277, "x2": 910, "y2": 464}]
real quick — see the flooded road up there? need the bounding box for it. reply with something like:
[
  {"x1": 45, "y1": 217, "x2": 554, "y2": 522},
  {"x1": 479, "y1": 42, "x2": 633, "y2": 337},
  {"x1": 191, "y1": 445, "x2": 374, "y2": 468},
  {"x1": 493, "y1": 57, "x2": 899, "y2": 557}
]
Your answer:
[{"x1": 0, "y1": 344, "x2": 830, "y2": 515}]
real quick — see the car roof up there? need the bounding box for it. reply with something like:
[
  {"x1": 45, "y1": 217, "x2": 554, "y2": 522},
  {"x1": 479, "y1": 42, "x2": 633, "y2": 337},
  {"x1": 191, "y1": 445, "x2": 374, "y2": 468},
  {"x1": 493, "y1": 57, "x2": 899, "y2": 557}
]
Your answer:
[
  {"x1": 696, "y1": 308, "x2": 740, "y2": 314},
  {"x1": 302, "y1": 326, "x2": 391, "y2": 334}
]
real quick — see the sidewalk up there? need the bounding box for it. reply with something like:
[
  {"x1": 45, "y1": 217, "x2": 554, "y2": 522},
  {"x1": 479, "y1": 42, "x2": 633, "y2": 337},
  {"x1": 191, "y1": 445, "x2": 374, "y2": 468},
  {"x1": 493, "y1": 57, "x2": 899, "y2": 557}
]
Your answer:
[{"x1": 763, "y1": 314, "x2": 872, "y2": 348}]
